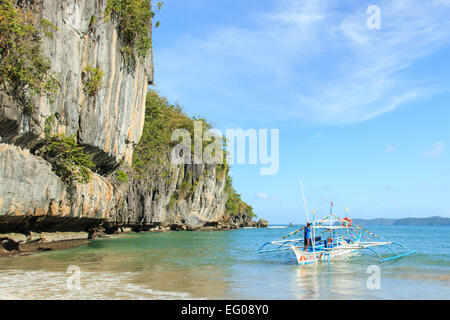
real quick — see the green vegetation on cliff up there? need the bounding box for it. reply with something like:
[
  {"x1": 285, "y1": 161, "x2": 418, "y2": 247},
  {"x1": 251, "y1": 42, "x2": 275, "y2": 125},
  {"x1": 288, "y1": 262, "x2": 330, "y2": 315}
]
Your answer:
[
  {"x1": 0, "y1": 0, "x2": 58, "y2": 115},
  {"x1": 83, "y1": 64, "x2": 104, "y2": 97},
  {"x1": 41, "y1": 115, "x2": 95, "y2": 185},
  {"x1": 0, "y1": 1, "x2": 105, "y2": 186},
  {"x1": 132, "y1": 90, "x2": 193, "y2": 172},
  {"x1": 133, "y1": 90, "x2": 255, "y2": 218},
  {"x1": 105, "y1": 0, "x2": 163, "y2": 62},
  {"x1": 0, "y1": 0, "x2": 253, "y2": 220},
  {"x1": 115, "y1": 170, "x2": 129, "y2": 183},
  {"x1": 41, "y1": 134, "x2": 94, "y2": 184}
]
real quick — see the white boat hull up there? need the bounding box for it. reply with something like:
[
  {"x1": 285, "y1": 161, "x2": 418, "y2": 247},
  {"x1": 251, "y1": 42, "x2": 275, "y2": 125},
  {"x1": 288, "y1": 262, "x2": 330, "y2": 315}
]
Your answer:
[{"x1": 291, "y1": 243, "x2": 359, "y2": 266}]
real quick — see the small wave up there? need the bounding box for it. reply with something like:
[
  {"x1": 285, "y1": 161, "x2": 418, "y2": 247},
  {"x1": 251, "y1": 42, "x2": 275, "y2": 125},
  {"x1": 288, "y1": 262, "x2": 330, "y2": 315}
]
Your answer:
[
  {"x1": 120, "y1": 284, "x2": 200, "y2": 300},
  {"x1": 386, "y1": 269, "x2": 450, "y2": 283},
  {"x1": 0, "y1": 269, "x2": 194, "y2": 300},
  {"x1": 267, "y1": 226, "x2": 288, "y2": 229}
]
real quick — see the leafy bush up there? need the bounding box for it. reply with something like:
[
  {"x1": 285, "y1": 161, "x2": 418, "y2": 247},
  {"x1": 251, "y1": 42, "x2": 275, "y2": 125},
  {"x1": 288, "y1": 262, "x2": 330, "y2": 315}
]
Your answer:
[
  {"x1": 39, "y1": 18, "x2": 58, "y2": 38},
  {"x1": 41, "y1": 134, "x2": 94, "y2": 184},
  {"x1": 105, "y1": 0, "x2": 163, "y2": 63},
  {"x1": 0, "y1": 0, "x2": 58, "y2": 115},
  {"x1": 83, "y1": 64, "x2": 103, "y2": 96},
  {"x1": 44, "y1": 114, "x2": 56, "y2": 139},
  {"x1": 132, "y1": 90, "x2": 193, "y2": 173},
  {"x1": 115, "y1": 170, "x2": 128, "y2": 182},
  {"x1": 167, "y1": 194, "x2": 177, "y2": 211},
  {"x1": 178, "y1": 180, "x2": 192, "y2": 199},
  {"x1": 216, "y1": 162, "x2": 228, "y2": 180}
]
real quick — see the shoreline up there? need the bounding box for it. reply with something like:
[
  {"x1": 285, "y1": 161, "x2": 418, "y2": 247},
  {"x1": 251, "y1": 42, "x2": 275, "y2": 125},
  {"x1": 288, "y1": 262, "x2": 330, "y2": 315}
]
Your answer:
[
  {"x1": 0, "y1": 224, "x2": 268, "y2": 258},
  {"x1": 0, "y1": 239, "x2": 89, "y2": 258}
]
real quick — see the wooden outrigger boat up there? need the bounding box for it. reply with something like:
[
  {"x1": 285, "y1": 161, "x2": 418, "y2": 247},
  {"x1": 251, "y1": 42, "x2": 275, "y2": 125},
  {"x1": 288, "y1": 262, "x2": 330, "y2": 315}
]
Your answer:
[{"x1": 256, "y1": 183, "x2": 415, "y2": 266}]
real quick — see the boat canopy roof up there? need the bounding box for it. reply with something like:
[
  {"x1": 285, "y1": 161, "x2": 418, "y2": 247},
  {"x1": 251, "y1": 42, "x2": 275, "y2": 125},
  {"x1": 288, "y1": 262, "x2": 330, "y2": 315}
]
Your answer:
[{"x1": 312, "y1": 225, "x2": 350, "y2": 229}]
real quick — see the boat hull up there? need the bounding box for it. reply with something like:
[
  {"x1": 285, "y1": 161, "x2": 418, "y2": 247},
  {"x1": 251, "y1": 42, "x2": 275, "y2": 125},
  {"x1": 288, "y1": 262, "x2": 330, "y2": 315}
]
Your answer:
[{"x1": 291, "y1": 245, "x2": 359, "y2": 266}]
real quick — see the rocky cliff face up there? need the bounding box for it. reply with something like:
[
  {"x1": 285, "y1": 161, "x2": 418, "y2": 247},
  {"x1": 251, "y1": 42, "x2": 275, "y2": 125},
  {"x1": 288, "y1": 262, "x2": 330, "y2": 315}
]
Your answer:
[
  {"x1": 112, "y1": 164, "x2": 228, "y2": 231},
  {"x1": 0, "y1": 0, "x2": 152, "y2": 238},
  {"x1": 0, "y1": 0, "x2": 153, "y2": 172},
  {"x1": 0, "y1": 1, "x2": 259, "y2": 253},
  {"x1": 0, "y1": 142, "x2": 238, "y2": 236},
  {"x1": 0, "y1": 143, "x2": 114, "y2": 234}
]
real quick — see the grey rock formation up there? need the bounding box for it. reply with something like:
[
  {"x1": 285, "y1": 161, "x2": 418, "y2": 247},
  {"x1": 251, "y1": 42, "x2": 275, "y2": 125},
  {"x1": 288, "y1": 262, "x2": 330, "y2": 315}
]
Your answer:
[
  {"x1": 219, "y1": 213, "x2": 258, "y2": 229},
  {"x1": 0, "y1": 0, "x2": 153, "y2": 172},
  {"x1": 0, "y1": 143, "x2": 255, "y2": 236},
  {"x1": 0, "y1": 2, "x2": 260, "y2": 248},
  {"x1": 0, "y1": 144, "x2": 114, "y2": 233},
  {"x1": 257, "y1": 219, "x2": 269, "y2": 228},
  {"x1": 112, "y1": 164, "x2": 228, "y2": 230},
  {"x1": 1, "y1": 231, "x2": 89, "y2": 257}
]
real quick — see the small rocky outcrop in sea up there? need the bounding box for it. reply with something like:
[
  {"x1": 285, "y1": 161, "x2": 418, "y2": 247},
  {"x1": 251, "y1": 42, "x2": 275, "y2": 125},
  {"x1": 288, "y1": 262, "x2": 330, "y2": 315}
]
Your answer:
[{"x1": 257, "y1": 219, "x2": 269, "y2": 228}]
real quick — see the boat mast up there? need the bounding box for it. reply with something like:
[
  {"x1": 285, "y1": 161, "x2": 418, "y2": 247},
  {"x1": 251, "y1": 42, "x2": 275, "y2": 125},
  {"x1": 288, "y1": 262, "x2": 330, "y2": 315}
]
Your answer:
[
  {"x1": 346, "y1": 207, "x2": 349, "y2": 238},
  {"x1": 301, "y1": 181, "x2": 316, "y2": 256},
  {"x1": 330, "y1": 201, "x2": 333, "y2": 228},
  {"x1": 330, "y1": 201, "x2": 333, "y2": 246},
  {"x1": 300, "y1": 181, "x2": 310, "y2": 223}
]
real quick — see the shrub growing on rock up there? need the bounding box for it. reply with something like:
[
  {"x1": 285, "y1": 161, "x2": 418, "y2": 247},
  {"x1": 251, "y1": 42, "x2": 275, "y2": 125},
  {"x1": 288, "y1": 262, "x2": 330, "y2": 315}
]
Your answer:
[
  {"x1": 105, "y1": 0, "x2": 163, "y2": 64},
  {"x1": 83, "y1": 64, "x2": 104, "y2": 96},
  {"x1": 115, "y1": 170, "x2": 128, "y2": 182},
  {"x1": 41, "y1": 134, "x2": 94, "y2": 184}
]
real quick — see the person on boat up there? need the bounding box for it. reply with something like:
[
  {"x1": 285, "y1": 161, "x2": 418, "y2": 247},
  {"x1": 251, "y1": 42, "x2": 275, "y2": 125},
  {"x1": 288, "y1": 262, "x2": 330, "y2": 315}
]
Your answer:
[
  {"x1": 326, "y1": 237, "x2": 333, "y2": 248},
  {"x1": 304, "y1": 223, "x2": 312, "y2": 251}
]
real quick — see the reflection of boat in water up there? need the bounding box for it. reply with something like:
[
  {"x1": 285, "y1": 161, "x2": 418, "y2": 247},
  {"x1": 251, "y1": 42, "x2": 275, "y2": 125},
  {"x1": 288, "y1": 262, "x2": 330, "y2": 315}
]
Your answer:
[{"x1": 257, "y1": 183, "x2": 415, "y2": 266}]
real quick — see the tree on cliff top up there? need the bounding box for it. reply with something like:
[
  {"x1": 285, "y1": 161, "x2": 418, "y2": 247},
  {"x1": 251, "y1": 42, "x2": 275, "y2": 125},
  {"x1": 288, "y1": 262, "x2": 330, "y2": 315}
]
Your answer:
[
  {"x1": 132, "y1": 90, "x2": 255, "y2": 218},
  {"x1": 132, "y1": 90, "x2": 193, "y2": 172}
]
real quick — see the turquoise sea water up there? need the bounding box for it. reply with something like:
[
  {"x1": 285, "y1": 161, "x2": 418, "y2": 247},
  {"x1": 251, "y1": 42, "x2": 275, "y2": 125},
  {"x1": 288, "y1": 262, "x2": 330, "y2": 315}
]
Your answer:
[{"x1": 0, "y1": 226, "x2": 449, "y2": 299}]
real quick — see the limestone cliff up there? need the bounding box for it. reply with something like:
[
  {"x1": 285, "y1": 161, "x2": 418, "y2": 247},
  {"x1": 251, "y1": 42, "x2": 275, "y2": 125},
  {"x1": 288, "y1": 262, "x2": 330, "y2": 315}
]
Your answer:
[
  {"x1": 0, "y1": 0, "x2": 153, "y2": 171},
  {"x1": 112, "y1": 164, "x2": 229, "y2": 231},
  {"x1": 0, "y1": 1, "x2": 259, "y2": 252},
  {"x1": 0, "y1": 0, "x2": 152, "y2": 237},
  {"x1": 0, "y1": 143, "x2": 114, "y2": 233}
]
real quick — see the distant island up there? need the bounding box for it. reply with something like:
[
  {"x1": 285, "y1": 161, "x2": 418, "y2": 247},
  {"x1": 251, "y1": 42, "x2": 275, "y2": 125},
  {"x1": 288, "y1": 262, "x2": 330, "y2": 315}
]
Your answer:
[{"x1": 352, "y1": 216, "x2": 450, "y2": 226}]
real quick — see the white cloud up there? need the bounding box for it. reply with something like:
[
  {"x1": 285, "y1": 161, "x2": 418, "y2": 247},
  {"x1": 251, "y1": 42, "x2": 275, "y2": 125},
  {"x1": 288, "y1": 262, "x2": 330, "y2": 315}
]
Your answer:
[
  {"x1": 156, "y1": 0, "x2": 450, "y2": 125},
  {"x1": 256, "y1": 192, "x2": 279, "y2": 201},
  {"x1": 264, "y1": 0, "x2": 327, "y2": 27},
  {"x1": 267, "y1": 12, "x2": 326, "y2": 25},
  {"x1": 256, "y1": 192, "x2": 269, "y2": 200},
  {"x1": 288, "y1": 0, "x2": 450, "y2": 124},
  {"x1": 423, "y1": 142, "x2": 446, "y2": 158}
]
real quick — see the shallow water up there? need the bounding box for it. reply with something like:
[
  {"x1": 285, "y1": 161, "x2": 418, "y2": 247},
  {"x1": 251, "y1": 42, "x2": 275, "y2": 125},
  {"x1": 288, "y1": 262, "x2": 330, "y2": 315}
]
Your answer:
[{"x1": 0, "y1": 226, "x2": 449, "y2": 299}]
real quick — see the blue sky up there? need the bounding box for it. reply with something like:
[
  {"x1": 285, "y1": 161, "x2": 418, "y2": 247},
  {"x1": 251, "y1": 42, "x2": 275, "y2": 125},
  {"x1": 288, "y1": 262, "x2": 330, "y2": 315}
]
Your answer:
[{"x1": 152, "y1": 0, "x2": 450, "y2": 224}]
